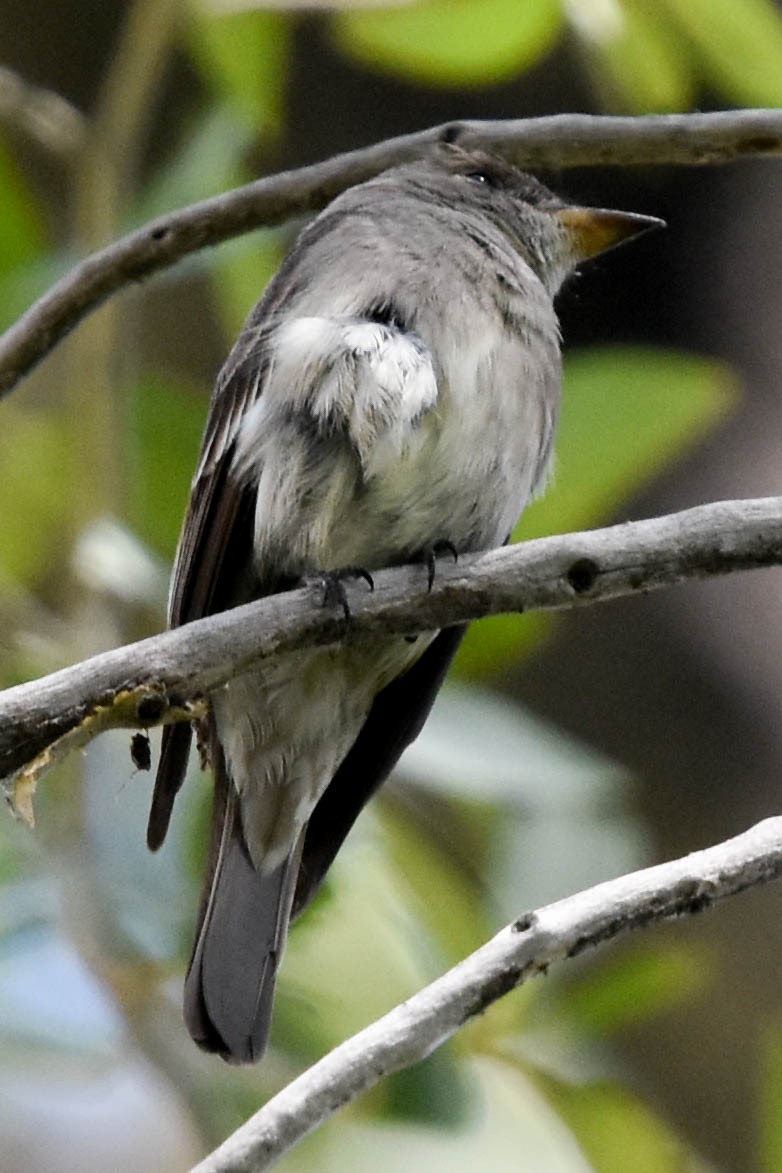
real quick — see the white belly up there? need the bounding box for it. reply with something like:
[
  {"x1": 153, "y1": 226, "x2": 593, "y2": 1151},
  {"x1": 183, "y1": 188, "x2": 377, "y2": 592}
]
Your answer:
[{"x1": 213, "y1": 632, "x2": 427, "y2": 870}]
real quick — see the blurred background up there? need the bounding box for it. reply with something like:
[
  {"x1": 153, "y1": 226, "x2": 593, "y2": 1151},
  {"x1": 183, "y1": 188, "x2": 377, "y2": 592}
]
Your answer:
[{"x1": 0, "y1": 1, "x2": 781, "y2": 1169}]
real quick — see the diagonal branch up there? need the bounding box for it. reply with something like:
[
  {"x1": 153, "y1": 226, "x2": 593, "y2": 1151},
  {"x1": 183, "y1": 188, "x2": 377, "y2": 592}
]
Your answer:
[
  {"x1": 0, "y1": 65, "x2": 85, "y2": 160},
  {"x1": 190, "y1": 815, "x2": 782, "y2": 1172},
  {"x1": 2, "y1": 496, "x2": 781, "y2": 801},
  {"x1": 2, "y1": 108, "x2": 782, "y2": 397}
]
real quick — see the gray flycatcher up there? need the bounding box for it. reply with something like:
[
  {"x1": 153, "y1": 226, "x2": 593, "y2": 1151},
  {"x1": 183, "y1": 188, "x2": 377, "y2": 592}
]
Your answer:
[{"x1": 147, "y1": 145, "x2": 662, "y2": 1064}]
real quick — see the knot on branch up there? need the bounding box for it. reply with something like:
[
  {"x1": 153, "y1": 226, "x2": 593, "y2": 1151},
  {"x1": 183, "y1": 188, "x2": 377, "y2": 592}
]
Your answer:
[{"x1": 566, "y1": 557, "x2": 599, "y2": 594}]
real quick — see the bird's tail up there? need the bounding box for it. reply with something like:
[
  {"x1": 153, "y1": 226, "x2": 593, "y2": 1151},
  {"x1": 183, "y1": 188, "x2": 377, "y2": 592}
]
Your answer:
[{"x1": 184, "y1": 745, "x2": 301, "y2": 1064}]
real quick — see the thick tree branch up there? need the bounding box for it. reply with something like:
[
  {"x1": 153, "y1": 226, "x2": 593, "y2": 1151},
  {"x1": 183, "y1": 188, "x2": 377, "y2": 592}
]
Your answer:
[
  {"x1": 190, "y1": 816, "x2": 782, "y2": 1172},
  {"x1": 2, "y1": 497, "x2": 781, "y2": 812},
  {"x1": 2, "y1": 108, "x2": 782, "y2": 397}
]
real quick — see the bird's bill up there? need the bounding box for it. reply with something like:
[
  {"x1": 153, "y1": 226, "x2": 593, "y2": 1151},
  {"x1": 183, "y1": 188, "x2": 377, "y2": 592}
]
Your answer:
[{"x1": 556, "y1": 206, "x2": 665, "y2": 259}]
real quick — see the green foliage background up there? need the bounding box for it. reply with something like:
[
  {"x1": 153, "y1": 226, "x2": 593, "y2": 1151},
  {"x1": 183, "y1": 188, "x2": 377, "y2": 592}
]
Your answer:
[{"x1": 0, "y1": 2, "x2": 778, "y2": 1170}]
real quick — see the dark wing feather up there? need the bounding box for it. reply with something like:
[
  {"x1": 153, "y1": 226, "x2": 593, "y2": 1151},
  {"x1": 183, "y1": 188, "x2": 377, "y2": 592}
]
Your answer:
[
  {"x1": 146, "y1": 347, "x2": 272, "y2": 851},
  {"x1": 292, "y1": 625, "x2": 466, "y2": 917}
]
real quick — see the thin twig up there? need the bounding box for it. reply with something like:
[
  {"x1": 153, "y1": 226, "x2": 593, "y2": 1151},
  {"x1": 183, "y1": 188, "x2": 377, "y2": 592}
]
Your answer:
[
  {"x1": 1, "y1": 108, "x2": 782, "y2": 397},
  {"x1": 190, "y1": 816, "x2": 782, "y2": 1172},
  {"x1": 0, "y1": 65, "x2": 85, "y2": 160},
  {"x1": 1, "y1": 496, "x2": 781, "y2": 801}
]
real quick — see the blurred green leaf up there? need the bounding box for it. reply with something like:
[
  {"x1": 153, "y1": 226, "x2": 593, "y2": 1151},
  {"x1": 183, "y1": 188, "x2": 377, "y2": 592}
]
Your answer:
[
  {"x1": 396, "y1": 683, "x2": 642, "y2": 917},
  {"x1": 213, "y1": 228, "x2": 286, "y2": 339},
  {"x1": 0, "y1": 137, "x2": 46, "y2": 272},
  {"x1": 0, "y1": 252, "x2": 72, "y2": 334},
  {"x1": 184, "y1": 4, "x2": 289, "y2": 132},
  {"x1": 456, "y1": 346, "x2": 737, "y2": 677},
  {"x1": 384, "y1": 1044, "x2": 471, "y2": 1127},
  {"x1": 132, "y1": 107, "x2": 258, "y2": 222},
  {"x1": 523, "y1": 347, "x2": 736, "y2": 536},
  {"x1": 553, "y1": 944, "x2": 709, "y2": 1037},
  {"x1": 278, "y1": 819, "x2": 436, "y2": 1058},
  {"x1": 494, "y1": 801, "x2": 646, "y2": 916},
  {"x1": 131, "y1": 106, "x2": 285, "y2": 339},
  {"x1": 125, "y1": 375, "x2": 206, "y2": 559},
  {"x1": 0, "y1": 403, "x2": 75, "y2": 587},
  {"x1": 0, "y1": 140, "x2": 56, "y2": 332},
  {"x1": 761, "y1": 1019, "x2": 782, "y2": 1173},
  {"x1": 663, "y1": 0, "x2": 782, "y2": 106},
  {"x1": 333, "y1": 0, "x2": 563, "y2": 87},
  {"x1": 285, "y1": 1056, "x2": 594, "y2": 1173},
  {"x1": 572, "y1": 1, "x2": 694, "y2": 112},
  {"x1": 546, "y1": 1078, "x2": 712, "y2": 1172},
  {"x1": 399, "y1": 684, "x2": 624, "y2": 809},
  {"x1": 380, "y1": 793, "x2": 493, "y2": 964}
]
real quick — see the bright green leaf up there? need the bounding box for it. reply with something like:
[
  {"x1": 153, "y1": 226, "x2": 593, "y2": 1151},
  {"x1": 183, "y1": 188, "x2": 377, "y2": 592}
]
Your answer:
[
  {"x1": 333, "y1": 0, "x2": 563, "y2": 87},
  {"x1": 524, "y1": 347, "x2": 736, "y2": 539},
  {"x1": 454, "y1": 610, "x2": 542, "y2": 679},
  {"x1": 663, "y1": 0, "x2": 782, "y2": 106},
  {"x1": 184, "y1": 3, "x2": 289, "y2": 132},
  {"x1": 572, "y1": 1, "x2": 695, "y2": 112},
  {"x1": 456, "y1": 346, "x2": 737, "y2": 677}
]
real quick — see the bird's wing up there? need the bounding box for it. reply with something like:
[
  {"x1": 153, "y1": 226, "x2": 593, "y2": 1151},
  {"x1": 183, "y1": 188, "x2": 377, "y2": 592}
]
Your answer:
[
  {"x1": 147, "y1": 335, "x2": 272, "y2": 851},
  {"x1": 163, "y1": 309, "x2": 447, "y2": 1060},
  {"x1": 292, "y1": 624, "x2": 466, "y2": 917},
  {"x1": 148, "y1": 310, "x2": 439, "y2": 850}
]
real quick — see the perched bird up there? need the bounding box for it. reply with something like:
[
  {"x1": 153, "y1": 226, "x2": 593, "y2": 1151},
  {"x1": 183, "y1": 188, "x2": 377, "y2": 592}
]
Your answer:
[{"x1": 147, "y1": 146, "x2": 661, "y2": 1063}]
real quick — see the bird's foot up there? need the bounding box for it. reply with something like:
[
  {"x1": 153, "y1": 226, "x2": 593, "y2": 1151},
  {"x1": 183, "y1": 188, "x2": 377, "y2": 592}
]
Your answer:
[
  {"x1": 418, "y1": 540, "x2": 458, "y2": 592},
  {"x1": 305, "y1": 566, "x2": 374, "y2": 621}
]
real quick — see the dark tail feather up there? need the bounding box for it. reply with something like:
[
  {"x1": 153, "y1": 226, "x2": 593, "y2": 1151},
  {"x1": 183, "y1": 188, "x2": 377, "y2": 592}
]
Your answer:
[
  {"x1": 147, "y1": 723, "x2": 193, "y2": 851},
  {"x1": 184, "y1": 752, "x2": 301, "y2": 1064},
  {"x1": 294, "y1": 626, "x2": 466, "y2": 917}
]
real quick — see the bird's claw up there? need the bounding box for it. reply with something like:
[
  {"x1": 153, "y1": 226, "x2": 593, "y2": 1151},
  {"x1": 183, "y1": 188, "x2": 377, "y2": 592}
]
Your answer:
[
  {"x1": 420, "y1": 540, "x2": 458, "y2": 591},
  {"x1": 308, "y1": 566, "x2": 374, "y2": 621}
]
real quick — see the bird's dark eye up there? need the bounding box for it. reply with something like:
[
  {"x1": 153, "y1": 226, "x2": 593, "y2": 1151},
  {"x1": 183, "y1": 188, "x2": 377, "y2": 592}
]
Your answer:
[{"x1": 466, "y1": 171, "x2": 492, "y2": 186}]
